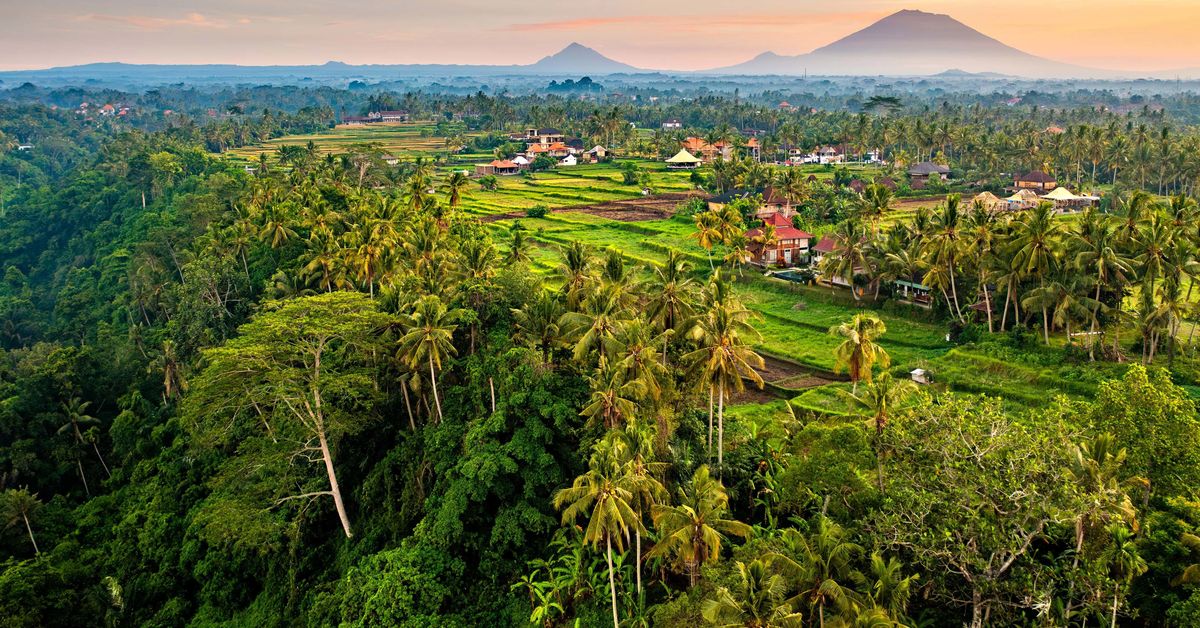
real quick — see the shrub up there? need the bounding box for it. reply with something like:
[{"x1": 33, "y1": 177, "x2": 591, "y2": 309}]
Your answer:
[{"x1": 525, "y1": 204, "x2": 549, "y2": 219}]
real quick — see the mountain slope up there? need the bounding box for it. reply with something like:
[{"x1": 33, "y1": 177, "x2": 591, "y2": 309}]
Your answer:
[
  {"x1": 527, "y1": 43, "x2": 640, "y2": 74},
  {"x1": 710, "y1": 9, "x2": 1102, "y2": 77}
]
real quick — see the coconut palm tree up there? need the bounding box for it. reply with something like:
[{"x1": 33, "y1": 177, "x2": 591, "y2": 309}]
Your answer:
[
  {"x1": 820, "y1": 220, "x2": 872, "y2": 301},
  {"x1": 1100, "y1": 524, "x2": 1147, "y2": 628},
  {"x1": 442, "y1": 170, "x2": 471, "y2": 207},
  {"x1": 506, "y1": 227, "x2": 532, "y2": 264},
  {"x1": 924, "y1": 194, "x2": 966, "y2": 322},
  {"x1": 767, "y1": 516, "x2": 864, "y2": 628},
  {"x1": 580, "y1": 358, "x2": 645, "y2": 430},
  {"x1": 693, "y1": 210, "x2": 725, "y2": 271},
  {"x1": 396, "y1": 295, "x2": 461, "y2": 423},
  {"x1": 1072, "y1": 215, "x2": 1134, "y2": 360},
  {"x1": 842, "y1": 372, "x2": 914, "y2": 491},
  {"x1": 613, "y1": 424, "x2": 667, "y2": 597},
  {"x1": 59, "y1": 396, "x2": 110, "y2": 485},
  {"x1": 0, "y1": 487, "x2": 42, "y2": 555},
  {"x1": 685, "y1": 301, "x2": 765, "y2": 470},
  {"x1": 829, "y1": 314, "x2": 890, "y2": 394},
  {"x1": 701, "y1": 559, "x2": 804, "y2": 628},
  {"x1": 649, "y1": 465, "x2": 751, "y2": 587},
  {"x1": 554, "y1": 442, "x2": 642, "y2": 628},
  {"x1": 557, "y1": 241, "x2": 595, "y2": 310},
  {"x1": 512, "y1": 290, "x2": 565, "y2": 364},
  {"x1": 862, "y1": 553, "x2": 918, "y2": 622},
  {"x1": 854, "y1": 183, "x2": 893, "y2": 235},
  {"x1": 645, "y1": 250, "x2": 697, "y2": 335},
  {"x1": 1012, "y1": 202, "x2": 1063, "y2": 344}
]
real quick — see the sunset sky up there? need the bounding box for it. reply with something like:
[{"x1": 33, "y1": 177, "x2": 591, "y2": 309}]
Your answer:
[{"x1": 2, "y1": 0, "x2": 1198, "y2": 72}]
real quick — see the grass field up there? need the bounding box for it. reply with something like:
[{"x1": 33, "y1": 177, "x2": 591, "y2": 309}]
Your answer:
[{"x1": 224, "y1": 122, "x2": 458, "y2": 164}]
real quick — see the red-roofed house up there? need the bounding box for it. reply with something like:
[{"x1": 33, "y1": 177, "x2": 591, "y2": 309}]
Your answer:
[
  {"x1": 681, "y1": 137, "x2": 733, "y2": 162},
  {"x1": 475, "y1": 160, "x2": 520, "y2": 176},
  {"x1": 746, "y1": 213, "x2": 814, "y2": 267}
]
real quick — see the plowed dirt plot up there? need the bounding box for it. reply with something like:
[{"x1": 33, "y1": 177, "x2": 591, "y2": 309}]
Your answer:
[
  {"x1": 480, "y1": 193, "x2": 702, "y2": 223},
  {"x1": 728, "y1": 355, "x2": 841, "y2": 403}
]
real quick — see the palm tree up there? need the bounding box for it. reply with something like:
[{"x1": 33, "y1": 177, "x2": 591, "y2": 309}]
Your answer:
[
  {"x1": 924, "y1": 194, "x2": 966, "y2": 322},
  {"x1": 854, "y1": 183, "x2": 893, "y2": 234},
  {"x1": 701, "y1": 560, "x2": 804, "y2": 628},
  {"x1": 442, "y1": 170, "x2": 471, "y2": 207},
  {"x1": 0, "y1": 487, "x2": 42, "y2": 555},
  {"x1": 646, "y1": 250, "x2": 697, "y2": 335},
  {"x1": 396, "y1": 295, "x2": 461, "y2": 423},
  {"x1": 964, "y1": 202, "x2": 1002, "y2": 332},
  {"x1": 1100, "y1": 524, "x2": 1147, "y2": 628},
  {"x1": 829, "y1": 314, "x2": 890, "y2": 394},
  {"x1": 819, "y1": 220, "x2": 872, "y2": 301},
  {"x1": 1072, "y1": 215, "x2": 1134, "y2": 360},
  {"x1": 59, "y1": 396, "x2": 110, "y2": 486},
  {"x1": 842, "y1": 372, "x2": 914, "y2": 491},
  {"x1": 557, "y1": 241, "x2": 594, "y2": 310},
  {"x1": 686, "y1": 301, "x2": 765, "y2": 470},
  {"x1": 580, "y1": 358, "x2": 645, "y2": 429},
  {"x1": 506, "y1": 227, "x2": 532, "y2": 264},
  {"x1": 554, "y1": 442, "x2": 643, "y2": 628},
  {"x1": 862, "y1": 553, "x2": 918, "y2": 622},
  {"x1": 512, "y1": 291, "x2": 565, "y2": 364},
  {"x1": 649, "y1": 465, "x2": 752, "y2": 587},
  {"x1": 613, "y1": 424, "x2": 667, "y2": 597},
  {"x1": 693, "y1": 210, "x2": 725, "y2": 271},
  {"x1": 1012, "y1": 202, "x2": 1063, "y2": 344},
  {"x1": 767, "y1": 516, "x2": 864, "y2": 628}
]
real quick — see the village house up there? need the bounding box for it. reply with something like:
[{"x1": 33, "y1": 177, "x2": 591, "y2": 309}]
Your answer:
[
  {"x1": 661, "y1": 118, "x2": 683, "y2": 130},
  {"x1": 581, "y1": 145, "x2": 608, "y2": 163},
  {"x1": 707, "y1": 186, "x2": 795, "y2": 219},
  {"x1": 475, "y1": 160, "x2": 520, "y2": 176},
  {"x1": 1013, "y1": 170, "x2": 1057, "y2": 193},
  {"x1": 377, "y1": 110, "x2": 409, "y2": 122},
  {"x1": 815, "y1": 145, "x2": 844, "y2": 164},
  {"x1": 524, "y1": 128, "x2": 565, "y2": 146},
  {"x1": 744, "y1": 137, "x2": 761, "y2": 161},
  {"x1": 681, "y1": 137, "x2": 733, "y2": 162},
  {"x1": 908, "y1": 161, "x2": 951, "y2": 189},
  {"x1": 746, "y1": 213, "x2": 814, "y2": 267},
  {"x1": 511, "y1": 155, "x2": 531, "y2": 169},
  {"x1": 342, "y1": 116, "x2": 372, "y2": 125},
  {"x1": 1042, "y1": 186, "x2": 1100, "y2": 214},
  {"x1": 559, "y1": 154, "x2": 578, "y2": 167}
]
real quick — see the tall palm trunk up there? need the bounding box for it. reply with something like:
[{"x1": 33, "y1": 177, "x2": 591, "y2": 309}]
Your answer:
[
  {"x1": 980, "y1": 268, "x2": 993, "y2": 333},
  {"x1": 606, "y1": 535, "x2": 619, "y2": 628},
  {"x1": 707, "y1": 384, "x2": 714, "y2": 456},
  {"x1": 1110, "y1": 583, "x2": 1120, "y2": 628},
  {"x1": 77, "y1": 458, "x2": 90, "y2": 496},
  {"x1": 91, "y1": 441, "x2": 111, "y2": 478},
  {"x1": 717, "y1": 382, "x2": 726, "y2": 473},
  {"x1": 635, "y1": 528, "x2": 642, "y2": 596},
  {"x1": 401, "y1": 381, "x2": 416, "y2": 430},
  {"x1": 429, "y1": 355, "x2": 443, "y2": 423},
  {"x1": 1090, "y1": 282, "x2": 1103, "y2": 361},
  {"x1": 22, "y1": 512, "x2": 38, "y2": 555}
]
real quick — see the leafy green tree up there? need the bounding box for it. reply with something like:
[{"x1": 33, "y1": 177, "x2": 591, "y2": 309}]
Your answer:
[{"x1": 184, "y1": 292, "x2": 390, "y2": 539}]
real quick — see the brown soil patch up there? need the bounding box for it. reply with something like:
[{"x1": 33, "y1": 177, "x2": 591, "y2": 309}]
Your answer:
[{"x1": 481, "y1": 192, "x2": 705, "y2": 223}]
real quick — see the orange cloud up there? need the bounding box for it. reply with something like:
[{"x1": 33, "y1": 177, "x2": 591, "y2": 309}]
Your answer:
[
  {"x1": 503, "y1": 11, "x2": 879, "y2": 34},
  {"x1": 79, "y1": 12, "x2": 232, "y2": 31}
]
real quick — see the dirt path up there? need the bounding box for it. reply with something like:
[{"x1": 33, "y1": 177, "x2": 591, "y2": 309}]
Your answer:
[{"x1": 480, "y1": 191, "x2": 705, "y2": 223}]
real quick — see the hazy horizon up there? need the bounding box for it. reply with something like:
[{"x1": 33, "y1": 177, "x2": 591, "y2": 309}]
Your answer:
[{"x1": 2, "y1": 1, "x2": 1199, "y2": 73}]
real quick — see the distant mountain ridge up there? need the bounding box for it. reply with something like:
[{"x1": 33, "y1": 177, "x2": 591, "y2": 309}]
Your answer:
[
  {"x1": 708, "y1": 9, "x2": 1102, "y2": 77},
  {"x1": 2, "y1": 11, "x2": 1196, "y2": 83}
]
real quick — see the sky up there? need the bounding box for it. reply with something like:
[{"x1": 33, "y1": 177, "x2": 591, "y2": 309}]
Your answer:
[{"x1": 2, "y1": 0, "x2": 1199, "y2": 72}]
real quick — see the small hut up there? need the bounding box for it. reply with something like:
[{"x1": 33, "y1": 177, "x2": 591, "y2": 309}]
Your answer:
[
  {"x1": 1004, "y1": 188, "x2": 1041, "y2": 210},
  {"x1": 665, "y1": 149, "x2": 702, "y2": 169},
  {"x1": 972, "y1": 191, "x2": 1005, "y2": 212}
]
